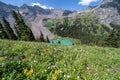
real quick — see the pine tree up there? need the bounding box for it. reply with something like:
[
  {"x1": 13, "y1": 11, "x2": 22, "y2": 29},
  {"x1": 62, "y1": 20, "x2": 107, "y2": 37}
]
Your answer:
[
  {"x1": 12, "y1": 11, "x2": 21, "y2": 39},
  {"x1": 12, "y1": 10, "x2": 35, "y2": 41},
  {"x1": 2, "y1": 17, "x2": 17, "y2": 40},
  {"x1": 46, "y1": 36, "x2": 50, "y2": 43},
  {"x1": 105, "y1": 28, "x2": 120, "y2": 48},
  {"x1": 39, "y1": 31, "x2": 45, "y2": 42},
  {"x1": 0, "y1": 22, "x2": 8, "y2": 39}
]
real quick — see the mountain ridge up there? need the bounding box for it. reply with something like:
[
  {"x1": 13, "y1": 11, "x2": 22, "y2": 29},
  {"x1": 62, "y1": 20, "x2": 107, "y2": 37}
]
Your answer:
[
  {"x1": 0, "y1": 0, "x2": 120, "y2": 39},
  {"x1": 0, "y1": 1, "x2": 76, "y2": 39}
]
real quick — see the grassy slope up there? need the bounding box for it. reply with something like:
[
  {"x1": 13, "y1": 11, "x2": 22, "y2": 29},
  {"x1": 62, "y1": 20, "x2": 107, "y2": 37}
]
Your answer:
[{"x1": 0, "y1": 39, "x2": 120, "y2": 80}]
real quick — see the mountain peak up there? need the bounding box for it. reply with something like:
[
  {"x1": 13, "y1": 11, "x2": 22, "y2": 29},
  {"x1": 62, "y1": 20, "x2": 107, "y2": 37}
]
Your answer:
[
  {"x1": 22, "y1": 4, "x2": 28, "y2": 7},
  {"x1": 20, "y1": 4, "x2": 30, "y2": 9}
]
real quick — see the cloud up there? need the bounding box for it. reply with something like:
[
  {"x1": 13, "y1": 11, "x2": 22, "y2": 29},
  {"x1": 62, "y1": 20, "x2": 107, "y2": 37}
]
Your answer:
[
  {"x1": 32, "y1": 2, "x2": 54, "y2": 9},
  {"x1": 78, "y1": 0, "x2": 99, "y2": 6}
]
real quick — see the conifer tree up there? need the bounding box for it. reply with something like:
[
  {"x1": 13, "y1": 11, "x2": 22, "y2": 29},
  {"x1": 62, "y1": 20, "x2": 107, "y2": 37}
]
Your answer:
[
  {"x1": 12, "y1": 11, "x2": 21, "y2": 39},
  {"x1": 105, "y1": 28, "x2": 120, "y2": 48},
  {"x1": 46, "y1": 36, "x2": 50, "y2": 43},
  {"x1": 12, "y1": 10, "x2": 35, "y2": 41},
  {"x1": 2, "y1": 17, "x2": 17, "y2": 40},
  {"x1": 40, "y1": 31, "x2": 45, "y2": 42},
  {"x1": 0, "y1": 22, "x2": 8, "y2": 39}
]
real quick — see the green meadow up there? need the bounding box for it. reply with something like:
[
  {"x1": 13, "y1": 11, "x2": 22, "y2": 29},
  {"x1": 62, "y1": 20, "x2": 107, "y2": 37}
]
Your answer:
[{"x1": 0, "y1": 39, "x2": 120, "y2": 80}]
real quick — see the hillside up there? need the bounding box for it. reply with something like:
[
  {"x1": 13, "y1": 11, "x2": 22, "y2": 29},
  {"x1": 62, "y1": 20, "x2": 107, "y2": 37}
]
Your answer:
[{"x1": 0, "y1": 39, "x2": 120, "y2": 80}]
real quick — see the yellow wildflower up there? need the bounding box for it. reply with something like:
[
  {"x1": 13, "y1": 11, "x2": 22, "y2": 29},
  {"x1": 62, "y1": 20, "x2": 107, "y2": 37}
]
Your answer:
[
  {"x1": 44, "y1": 48, "x2": 50, "y2": 52},
  {"x1": 52, "y1": 70, "x2": 60, "y2": 80},
  {"x1": 52, "y1": 73, "x2": 57, "y2": 80},
  {"x1": 29, "y1": 69, "x2": 33, "y2": 74},
  {"x1": 0, "y1": 57, "x2": 3, "y2": 62},
  {"x1": 24, "y1": 68, "x2": 33, "y2": 76},
  {"x1": 55, "y1": 70, "x2": 60, "y2": 74},
  {"x1": 119, "y1": 76, "x2": 120, "y2": 79},
  {"x1": 24, "y1": 69, "x2": 28, "y2": 74},
  {"x1": 45, "y1": 48, "x2": 49, "y2": 50}
]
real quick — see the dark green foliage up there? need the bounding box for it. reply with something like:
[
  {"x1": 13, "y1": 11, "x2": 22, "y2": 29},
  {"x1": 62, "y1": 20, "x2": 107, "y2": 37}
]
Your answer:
[
  {"x1": 54, "y1": 14, "x2": 110, "y2": 45},
  {"x1": 46, "y1": 36, "x2": 50, "y2": 43},
  {"x1": 2, "y1": 17, "x2": 17, "y2": 40},
  {"x1": 43, "y1": 21, "x2": 53, "y2": 28},
  {"x1": 12, "y1": 11, "x2": 35, "y2": 41},
  {"x1": 0, "y1": 22, "x2": 8, "y2": 39},
  {"x1": 0, "y1": 58, "x2": 30, "y2": 80},
  {"x1": 105, "y1": 24, "x2": 120, "y2": 48},
  {"x1": 12, "y1": 11, "x2": 21, "y2": 39},
  {"x1": 39, "y1": 31, "x2": 45, "y2": 42}
]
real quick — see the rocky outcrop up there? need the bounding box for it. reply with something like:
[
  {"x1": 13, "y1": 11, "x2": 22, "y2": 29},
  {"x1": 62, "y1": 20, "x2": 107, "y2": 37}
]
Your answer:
[{"x1": 94, "y1": 0, "x2": 120, "y2": 25}]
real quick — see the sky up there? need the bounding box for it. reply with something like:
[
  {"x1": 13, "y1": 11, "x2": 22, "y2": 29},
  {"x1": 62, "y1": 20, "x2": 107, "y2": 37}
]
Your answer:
[{"x1": 0, "y1": 0, "x2": 102, "y2": 10}]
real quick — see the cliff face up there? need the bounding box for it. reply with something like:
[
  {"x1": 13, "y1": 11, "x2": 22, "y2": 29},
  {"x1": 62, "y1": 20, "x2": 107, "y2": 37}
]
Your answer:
[{"x1": 94, "y1": 0, "x2": 120, "y2": 25}]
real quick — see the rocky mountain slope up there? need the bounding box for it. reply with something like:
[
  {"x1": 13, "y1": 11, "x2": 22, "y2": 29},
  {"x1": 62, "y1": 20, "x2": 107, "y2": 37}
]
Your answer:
[
  {"x1": 0, "y1": 0, "x2": 120, "y2": 39},
  {"x1": 19, "y1": 4, "x2": 64, "y2": 39},
  {"x1": 94, "y1": 0, "x2": 120, "y2": 25},
  {"x1": 76, "y1": 0, "x2": 120, "y2": 25},
  {"x1": 0, "y1": 1, "x2": 71, "y2": 39},
  {"x1": 0, "y1": 2, "x2": 18, "y2": 19}
]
